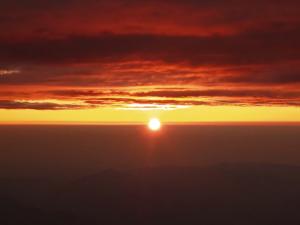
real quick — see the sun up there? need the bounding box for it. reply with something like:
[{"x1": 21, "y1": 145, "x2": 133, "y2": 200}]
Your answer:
[{"x1": 148, "y1": 118, "x2": 161, "y2": 131}]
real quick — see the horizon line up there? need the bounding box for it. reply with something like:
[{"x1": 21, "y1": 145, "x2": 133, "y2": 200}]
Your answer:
[{"x1": 1, "y1": 121, "x2": 300, "y2": 126}]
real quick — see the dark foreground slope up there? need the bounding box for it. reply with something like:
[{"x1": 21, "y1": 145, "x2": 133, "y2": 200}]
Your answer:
[{"x1": 1, "y1": 164, "x2": 300, "y2": 225}]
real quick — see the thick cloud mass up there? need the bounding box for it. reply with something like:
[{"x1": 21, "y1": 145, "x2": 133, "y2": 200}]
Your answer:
[{"x1": 0, "y1": 0, "x2": 299, "y2": 109}]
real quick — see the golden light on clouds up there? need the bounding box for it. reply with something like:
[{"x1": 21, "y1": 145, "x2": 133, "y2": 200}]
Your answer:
[{"x1": 0, "y1": 0, "x2": 300, "y2": 123}]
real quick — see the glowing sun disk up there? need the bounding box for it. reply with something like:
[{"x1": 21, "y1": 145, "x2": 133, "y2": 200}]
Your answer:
[{"x1": 148, "y1": 118, "x2": 161, "y2": 131}]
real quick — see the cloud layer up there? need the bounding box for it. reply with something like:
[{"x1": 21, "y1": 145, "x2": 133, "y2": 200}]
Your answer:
[{"x1": 0, "y1": 0, "x2": 299, "y2": 109}]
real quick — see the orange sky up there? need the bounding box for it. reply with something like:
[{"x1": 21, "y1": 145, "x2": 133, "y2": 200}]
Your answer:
[
  {"x1": 0, "y1": 0, "x2": 299, "y2": 123},
  {"x1": 0, "y1": 106, "x2": 299, "y2": 124}
]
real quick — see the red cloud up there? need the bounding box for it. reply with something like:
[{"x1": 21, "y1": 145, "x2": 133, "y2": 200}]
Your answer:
[{"x1": 0, "y1": 0, "x2": 299, "y2": 109}]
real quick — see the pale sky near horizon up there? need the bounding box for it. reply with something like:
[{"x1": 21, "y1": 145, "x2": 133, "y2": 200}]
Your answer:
[{"x1": 0, "y1": 105, "x2": 299, "y2": 124}]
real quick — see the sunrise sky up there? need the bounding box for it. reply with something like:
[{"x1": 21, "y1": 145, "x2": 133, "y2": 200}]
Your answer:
[{"x1": 0, "y1": 0, "x2": 300, "y2": 123}]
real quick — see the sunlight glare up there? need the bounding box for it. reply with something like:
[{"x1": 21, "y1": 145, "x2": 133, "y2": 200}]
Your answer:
[{"x1": 148, "y1": 118, "x2": 161, "y2": 131}]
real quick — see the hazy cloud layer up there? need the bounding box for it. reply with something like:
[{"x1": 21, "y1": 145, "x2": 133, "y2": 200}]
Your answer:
[{"x1": 0, "y1": 0, "x2": 299, "y2": 109}]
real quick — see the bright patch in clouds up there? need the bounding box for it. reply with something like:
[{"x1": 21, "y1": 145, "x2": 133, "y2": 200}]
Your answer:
[{"x1": 0, "y1": 69, "x2": 20, "y2": 76}]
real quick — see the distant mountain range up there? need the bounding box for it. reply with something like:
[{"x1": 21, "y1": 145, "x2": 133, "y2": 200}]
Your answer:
[{"x1": 1, "y1": 163, "x2": 300, "y2": 225}]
